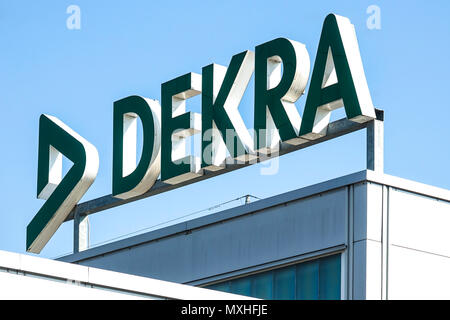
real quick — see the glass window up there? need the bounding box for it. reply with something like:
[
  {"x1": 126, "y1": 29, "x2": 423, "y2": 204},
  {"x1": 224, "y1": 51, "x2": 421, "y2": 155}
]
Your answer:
[
  {"x1": 230, "y1": 277, "x2": 252, "y2": 296},
  {"x1": 251, "y1": 273, "x2": 273, "y2": 300},
  {"x1": 207, "y1": 281, "x2": 230, "y2": 293},
  {"x1": 274, "y1": 266, "x2": 296, "y2": 300},
  {"x1": 205, "y1": 253, "x2": 341, "y2": 300},
  {"x1": 319, "y1": 254, "x2": 341, "y2": 300},
  {"x1": 296, "y1": 260, "x2": 319, "y2": 300}
]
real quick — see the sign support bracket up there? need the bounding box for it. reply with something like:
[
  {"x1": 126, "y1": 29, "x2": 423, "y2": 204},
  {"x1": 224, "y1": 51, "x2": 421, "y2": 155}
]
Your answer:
[
  {"x1": 367, "y1": 116, "x2": 384, "y2": 173},
  {"x1": 73, "y1": 207, "x2": 89, "y2": 253},
  {"x1": 69, "y1": 109, "x2": 384, "y2": 254}
]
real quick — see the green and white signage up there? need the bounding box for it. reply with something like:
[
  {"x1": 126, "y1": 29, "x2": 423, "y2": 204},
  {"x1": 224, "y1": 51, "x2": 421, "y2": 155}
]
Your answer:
[{"x1": 27, "y1": 14, "x2": 376, "y2": 253}]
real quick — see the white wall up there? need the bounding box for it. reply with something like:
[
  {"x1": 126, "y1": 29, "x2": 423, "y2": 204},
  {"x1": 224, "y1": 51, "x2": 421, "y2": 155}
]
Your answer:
[
  {"x1": 352, "y1": 182, "x2": 383, "y2": 300},
  {"x1": 388, "y1": 189, "x2": 450, "y2": 299},
  {"x1": 351, "y1": 180, "x2": 450, "y2": 300},
  {"x1": 0, "y1": 271, "x2": 143, "y2": 300},
  {"x1": 0, "y1": 250, "x2": 254, "y2": 300}
]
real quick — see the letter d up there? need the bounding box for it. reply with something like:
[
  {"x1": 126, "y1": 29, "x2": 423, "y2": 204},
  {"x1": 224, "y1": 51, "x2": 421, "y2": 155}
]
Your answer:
[{"x1": 112, "y1": 96, "x2": 161, "y2": 199}]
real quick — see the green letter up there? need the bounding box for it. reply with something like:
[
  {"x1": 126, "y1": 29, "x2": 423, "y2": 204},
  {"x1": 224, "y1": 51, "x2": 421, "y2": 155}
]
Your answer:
[
  {"x1": 299, "y1": 14, "x2": 376, "y2": 140},
  {"x1": 27, "y1": 115, "x2": 98, "y2": 253},
  {"x1": 254, "y1": 38, "x2": 310, "y2": 152},
  {"x1": 161, "y1": 73, "x2": 202, "y2": 184},
  {"x1": 202, "y1": 50, "x2": 255, "y2": 170},
  {"x1": 112, "y1": 96, "x2": 161, "y2": 199}
]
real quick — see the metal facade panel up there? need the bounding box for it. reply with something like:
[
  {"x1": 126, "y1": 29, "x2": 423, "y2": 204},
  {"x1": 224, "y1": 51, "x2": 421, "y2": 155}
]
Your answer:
[
  {"x1": 78, "y1": 187, "x2": 348, "y2": 283},
  {"x1": 389, "y1": 188, "x2": 450, "y2": 257},
  {"x1": 353, "y1": 182, "x2": 383, "y2": 242},
  {"x1": 386, "y1": 187, "x2": 450, "y2": 299},
  {"x1": 352, "y1": 239, "x2": 382, "y2": 300},
  {"x1": 60, "y1": 170, "x2": 372, "y2": 264},
  {"x1": 388, "y1": 245, "x2": 450, "y2": 300}
]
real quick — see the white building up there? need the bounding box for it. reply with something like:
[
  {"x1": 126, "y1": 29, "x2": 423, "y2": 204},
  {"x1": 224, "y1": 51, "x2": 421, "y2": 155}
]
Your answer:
[{"x1": 57, "y1": 169, "x2": 450, "y2": 300}]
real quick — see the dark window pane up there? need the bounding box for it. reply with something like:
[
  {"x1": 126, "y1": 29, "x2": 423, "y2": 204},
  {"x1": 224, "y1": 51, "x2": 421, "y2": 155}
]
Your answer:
[
  {"x1": 274, "y1": 266, "x2": 295, "y2": 300},
  {"x1": 296, "y1": 260, "x2": 319, "y2": 300},
  {"x1": 251, "y1": 272, "x2": 273, "y2": 299},
  {"x1": 319, "y1": 255, "x2": 341, "y2": 300},
  {"x1": 230, "y1": 277, "x2": 252, "y2": 296},
  {"x1": 206, "y1": 281, "x2": 230, "y2": 293},
  {"x1": 205, "y1": 254, "x2": 341, "y2": 300}
]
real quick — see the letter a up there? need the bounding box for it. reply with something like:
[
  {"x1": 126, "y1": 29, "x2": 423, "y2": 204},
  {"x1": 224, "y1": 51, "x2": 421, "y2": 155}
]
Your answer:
[{"x1": 300, "y1": 14, "x2": 376, "y2": 140}]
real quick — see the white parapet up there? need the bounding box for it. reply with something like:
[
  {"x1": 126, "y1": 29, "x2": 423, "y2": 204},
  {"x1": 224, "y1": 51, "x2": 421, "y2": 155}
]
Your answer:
[{"x1": 0, "y1": 250, "x2": 256, "y2": 300}]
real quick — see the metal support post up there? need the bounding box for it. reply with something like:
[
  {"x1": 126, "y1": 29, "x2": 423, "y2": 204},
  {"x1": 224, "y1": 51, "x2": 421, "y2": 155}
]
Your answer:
[
  {"x1": 73, "y1": 207, "x2": 89, "y2": 253},
  {"x1": 367, "y1": 119, "x2": 384, "y2": 173}
]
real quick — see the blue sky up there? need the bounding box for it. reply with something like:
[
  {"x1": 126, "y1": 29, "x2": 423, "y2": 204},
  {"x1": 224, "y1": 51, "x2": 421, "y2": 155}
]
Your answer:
[{"x1": 0, "y1": 1, "x2": 449, "y2": 259}]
